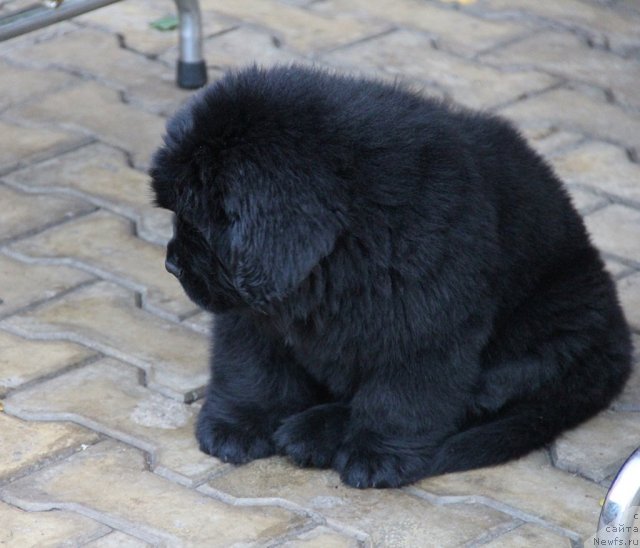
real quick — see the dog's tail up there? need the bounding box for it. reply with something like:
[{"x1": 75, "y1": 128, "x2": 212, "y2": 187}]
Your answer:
[{"x1": 426, "y1": 339, "x2": 632, "y2": 477}]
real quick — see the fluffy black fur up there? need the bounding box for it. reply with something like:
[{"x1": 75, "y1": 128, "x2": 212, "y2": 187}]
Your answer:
[{"x1": 150, "y1": 65, "x2": 632, "y2": 488}]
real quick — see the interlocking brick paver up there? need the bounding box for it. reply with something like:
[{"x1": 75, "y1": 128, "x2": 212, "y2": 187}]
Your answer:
[
  {"x1": 0, "y1": 254, "x2": 93, "y2": 318},
  {"x1": 618, "y1": 273, "x2": 640, "y2": 331},
  {"x1": 0, "y1": 502, "x2": 109, "y2": 547},
  {"x1": 482, "y1": 523, "x2": 571, "y2": 547},
  {"x1": 0, "y1": 58, "x2": 74, "y2": 112},
  {"x1": 0, "y1": 20, "x2": 77, "y2": 52},
  {"x1": 321, "y1": 29, "x2": 556, "y2": 110},
  {"x1": 6, "y1": 27, "x2": 191, "y2": 115},
  {"x1": 500, "y1": 86, "x2": 640, "y2": 152},
  {"x1": 0, "y1": 1, "x2": 639, "y2": 545},
  {"x1": 0, "y1": 184, "x2": 95, "y2": 243},
  {"x1": 583, "y1": 204, "x2": 640, "y2": 265},
  {"x1": 282, "y1": 526, "x2": 359, "y2": 547},
  {"x1": 0, "y1": 119, "x2": 87, "y2": 174},
  {"x1": 205, "y1": 457, "x2": 512, "y2": 546},
  {"x1": 521, "y1": 128, "x2": 584, "y2": 159},
  {"x1": 8, "y1": 209, "x2": 197, "y2": 320},
  {"x1": 199, "y1": 0, "x2": 388, "y2": 54},
  {"x1": 6, "y1": 81, "x2": 165, "y2": 168},
  {"x1": 480, "y1": 30, "x2": 640, "y2": 111},
  {"x1": 564, "y1": 185, "x2": 607, "y2": 216},
  {"x1": 415, "y1": 450, "x2": 604, "y2": 541},
  {"x1": 3, "y1": 358, "x2": 224, "y2": 486},
  {"x1": 315, "y1": 0, "x2": 529, "y2": 56},
  {"x1": 194, "y1": 25, "x2": 303, "y2": 70},
  {"x1": 551, "y1": 141, "x2": 640, "y2": 207},
  {"x1": 0, "y1": 330, "x2": 94, "y2": 397},
  {"x1": 3, "y1": 142, "x2": 173, "y2": 245},
  {"x1": 551, "y1": 410, "x2": 640, "y2": 483},
  {"x1": 75, "y1": 0, "x2": 233, "y2": 58},
  {"x1": 613, "y1": 335, "x2": 640, "y2": 412},
  {"x1": 474, "y1": 0, "x2": 640, "y2": 55},
  {"x1": 0, "y1": 413, "x2": 99, "y2": 483},
  {"x1": 0, "y1": 281, "x2": 208, "y2": 400},
  {"x1": 2, "y1": 440, "x2": 305, "y2": 546},
  {"x1": 182, "y1": 311, "x2": 211, "y2": 335},
  {"x1": 84, "y1": 531, "x2": 150, "y2": 547}
]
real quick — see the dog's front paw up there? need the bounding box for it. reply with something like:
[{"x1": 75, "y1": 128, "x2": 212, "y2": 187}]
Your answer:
[
  {"x1": 196, "y1": 406, "x2": 275, "y2": 464},
  {"x1": 333, "y1": 432, "x2": 428, "y2": 488},
  {"x1": 274, "y1": 403, "x2": 348, "y2": 468}
]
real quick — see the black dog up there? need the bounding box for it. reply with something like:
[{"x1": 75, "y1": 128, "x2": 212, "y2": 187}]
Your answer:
[{"x1": 150, "y1": 65, "x2": 632, "y2": 488}]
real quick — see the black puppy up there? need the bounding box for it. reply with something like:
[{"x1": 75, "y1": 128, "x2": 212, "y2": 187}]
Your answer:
[{"x1": 150, "y1": 65, "x2": 632, "y2": 488}]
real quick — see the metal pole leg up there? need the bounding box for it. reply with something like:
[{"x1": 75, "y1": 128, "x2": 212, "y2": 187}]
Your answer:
[
  {"x1": 597, "y1": 447, "x2": 640, "y2": 544},
  {"x1": 172, "y1": 0, "x2": 207, "y2": 89}
]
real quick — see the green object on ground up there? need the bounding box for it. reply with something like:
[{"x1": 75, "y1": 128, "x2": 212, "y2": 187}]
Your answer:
[{"x1": 150, "y1": 15, "x2": 179, "y2": 32}]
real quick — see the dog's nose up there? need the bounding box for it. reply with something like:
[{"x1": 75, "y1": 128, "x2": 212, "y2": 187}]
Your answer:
[{"x1": 165, "y1": 257, "x2": 182, "y2": 278}]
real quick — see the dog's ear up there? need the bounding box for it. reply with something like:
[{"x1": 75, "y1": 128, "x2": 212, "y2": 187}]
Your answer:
[{"x1": 225, "y1": 160, "x2": 346, "y2": 308}]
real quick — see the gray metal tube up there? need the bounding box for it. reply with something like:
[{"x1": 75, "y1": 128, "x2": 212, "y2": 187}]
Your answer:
[
  {"x1": 173, "y1": 0, "x2": 202, "y2": 64},
  {"x1": 0, "y1": 0, "x2": 207, "y2": 88},
  {"x1": 173, "y1": 0, "x2": 207, "y2": 88},
  {"x1": 0, "y1": 0, "x2": 123, "y2": 41},
  {"x1": 597, "y1": 447, "x2": 640, "y2": 544}
]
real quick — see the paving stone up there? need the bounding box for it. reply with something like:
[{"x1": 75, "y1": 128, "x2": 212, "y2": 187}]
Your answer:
[
  {"x1": 415, "y1": 450, "x2": 605, "y2": 541},
  {"x1": 613, "y1": 334, "x2": 640, "y2": 412},
  {"x1": 204, "y1": 457, "x2": 511, "y2": 546},
  {"x1": 75, "y1": 0, "x2": 232, "y2": 58},
  {"x1": 7, "y1": 81, "x2": 166, "y2": 168},
  {"x1": 0, "y1": 58, "x2": 74, "y2": 112},
  {"x1": 480, "y1": 30, "x2": 640, "y2": 111},
  {"x1": 0, "y1": 413, "x2": 99, "y2": 483},
  {"x1": 564, "y1": 185, "x2": 607, "y2": 215},
  {"x1": 282, "y1": 526, "x2": 359, "y2": 547},
  {"x1": 2, "y1": 440, "x2": 305, "y2": 546},
  {"x1": 551, "y1": 141, "x2": 640, "y2": 207},
  {"x1": 520, "y1": 128, "x2": 584, "y2": 159},
  {"x1": 604, "y1": 259, "x2": 634, "y2": 279},
  {"x1": 182, "y1": 311, "x2": 212, "y2": 335},
  {"x1": 315, "y1": 0, "x2": 529, "y2": 56},
  {"x1": 84, "y1": 531, "x2": 151, "y2": 547},
  {"x1": 0, "y1": 119, "x2": 86, "y2": 174},
  {"x1": 199, "y1": 0, "x2": 389, "y2": 54},
  {"x1": 0, "y1": 254, "x2": 93, "y2": 318},
  {"x1": 483, "y1": 523, "x2": 571, "y2": 547},
  {"x1": 3, "y1": 358, "x2": 224, "y2": 486},
  {"x1": 0, "y1": 20, "x2": 78, "y2": 53},
  {"x1": 8, "y1": 209, "x2": 197, "y2": 320},
  {"x1": 551, "y1": 410, "x2": 640, "y2": 483},
  {"x1": 0, "y1": 280, "x2": 209, "y2": 401},
  {"x1": 0, "y1": 330, "x2": 95, "y2": 397},
  {"x1": 618, "y1": 273, "x2": 640, "y2": 331},
  {"x1": 321, "y1": 29, "x2": 556, "y2": 110},
  {"x1": 475, "y1": 0, "x2": 640, "y2": 55},
  {"x1": 584, "y1": 205, "x2": 640, "y2": 264},
  {"x1": 500, "y1": 86, "x2": 640, "y2": 153},
  {"x1": 193, "y1": 25, "x2": 303, "y2": 70},
  {"x1": 0, "y1": 184, "x2": 95, "y2": 243},
  {"x1": 0, "y1": 502, "x2": 109, "y2": 547},
  {"x1": 3, "y1": 142, "x2": 173, "y2": 245},
  {"x1": 6, "y1": 27, "x2": 192, "y2": 115}
]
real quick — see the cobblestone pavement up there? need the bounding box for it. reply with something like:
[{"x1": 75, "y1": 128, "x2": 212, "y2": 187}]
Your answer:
[{"x1": 0, "y1": 0, "x2": 639, "y2": 546}]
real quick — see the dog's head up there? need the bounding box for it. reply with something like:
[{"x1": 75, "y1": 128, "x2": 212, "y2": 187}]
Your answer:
[{"x1": 150, "y1": 66, "x2": 349, "y2": 313}]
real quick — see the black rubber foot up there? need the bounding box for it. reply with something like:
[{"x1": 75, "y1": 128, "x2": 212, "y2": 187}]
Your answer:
[{"x1": 177, "y1": 60, "x2": 207, "y2": 89}]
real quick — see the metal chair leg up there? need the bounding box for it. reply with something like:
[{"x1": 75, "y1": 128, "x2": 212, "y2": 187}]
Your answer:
[
  {"x1": 172, "y1": 0, "x2": 207, "y2": 89},
  {"x1": 597, "y1": 447, "x2": 640, "y2": 544},
  {"x1": 0, "y1": 0, "x2": 122, "y2": 41},
  {"x1": 0, "y1": 0, "x2": 208, "y2": 89}
]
